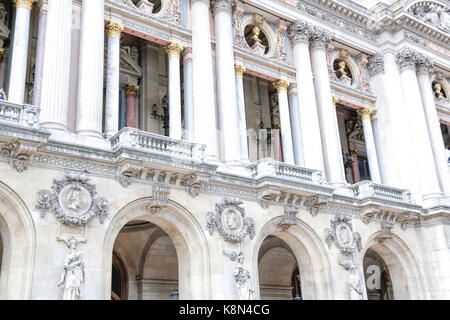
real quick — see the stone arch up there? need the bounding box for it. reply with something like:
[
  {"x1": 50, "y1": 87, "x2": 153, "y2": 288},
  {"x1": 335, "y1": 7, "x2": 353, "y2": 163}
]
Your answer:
[
  {"x1": 101, "y1": 198, "x2": 211, "y2": 300},
  {"x1": 0, "y1": 181, "x2": 36, "y2": 299},
  {"x1": 359, "y1": 232, "x2": 425, "y2": 300},
  {"x1": 252, "y1": 217, "x2": 333, "y2": 300},
  {"x1": 241, "y1": 14, "x2": 277, "y2": 57}
]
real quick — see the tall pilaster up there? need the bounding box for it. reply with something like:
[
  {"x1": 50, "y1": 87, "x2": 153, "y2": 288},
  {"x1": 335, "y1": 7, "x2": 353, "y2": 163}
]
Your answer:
[
  {"x1": 212, "y1": 0, "x2": 241, "y2": 164},
  {"x1": 32, "y1": 0, "x2": 48, "y2": 107},
  {"x1": 287, "y1": 20, "x2": 324, "y2": 171},
  {"x1": 183, "y1": 47, "x2": 194, "y2": 141},
  {"x1": 416, "y1": 55, "x2": 450, "y2": 197},
  {"x1": 125, "y1": 84, "x2": 139, "y2": 128},
  {"x1": 104, "y1": 20, "x2": 124, "y2": 138},
  {"x1": 310, "y1": 29, "x2": 347, "y2": 186},
  {"x1": 191, "y1": 0, "x2": 218, "y2": 160},
  {"x1": 75, "y1": 0, "x2": 105, "y2": 138},
  {"x1": 288, "y1": 83, "x2": 305, "y2": 166},
  {"x1": 357, "y1": 108, "x2": 381, "y2": 183},
  {"x1": 165, "y1": 41, "x2": 184, "y2": 140},
  {"x1": 39, "y1": 0, "x2": 72, "y2": 131},
  {"x1": 235, "y1": 63, "x2": 249, "y2": 163},
  {"x1": 8, "y1": 0, "x2": 36, "y2": 104},
  {"x1": 396, "y1": 48, "x2": 442, "y2": 203},
  {"x1": 273, "y1": 79, "x2": 295, "y2": 165}
]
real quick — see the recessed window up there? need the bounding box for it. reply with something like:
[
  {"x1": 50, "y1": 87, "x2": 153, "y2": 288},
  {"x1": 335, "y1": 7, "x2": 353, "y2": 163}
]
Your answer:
[{"x1": 244, "y1": 25, "x2": 269, "y2": 55}]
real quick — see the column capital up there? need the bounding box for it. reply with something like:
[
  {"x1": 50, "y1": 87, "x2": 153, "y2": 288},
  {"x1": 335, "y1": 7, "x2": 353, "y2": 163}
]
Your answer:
[
  {"x1": 273, "y1": 79, "x2": 291, "y2": 93},
  {"x1": 415, "y1": 53, "x2": 433, "y2": 75},
  {"x1": 165, "y1": 41, "x2": 184, "y2": 58},
  {"x1": 367, "y1": 53, "x2": 385, "y2": 77},
  {"x1": 105, "y1": 21, "x2": 124, "y2": 39},
  {"x1": 14, "y1": 0, "x2": 36, "y2": 10},
  {"x1": 183, "y1": 47, "x2": 192, "y2": 64},
  {"x1": 0, "y1": 48, "x2": 5, "y2": 60},
  {"x1": 125, "y1": 84, "x2": 139, "y2": 96},
  {"x1": 396, "y1": 47, "x2": 419, "y2": 71},
  {"x1": 309, "y1": 27, "x2": 332, "y2": 49},
  {"x1": 358, "y1": 108, "x2": 373, "y2": 121},
  {"x1": 234, "y1": 63, "x2": 246, "y2": 78},
  {"x1": 332, "y1": 96, "x2": 339, "y2": 108},
  {"x1": 287, "y1": 20, "x2": 314, "y2": 44},
  {"x1": 350, "y1": 149, "x2": 358, "y2": 157},
  {"x1": 211, "y1": 0, "x2": 232, "y2": 14},
  {"x1": 37, "y1": 0, "x2": 48, "y2": 16}
]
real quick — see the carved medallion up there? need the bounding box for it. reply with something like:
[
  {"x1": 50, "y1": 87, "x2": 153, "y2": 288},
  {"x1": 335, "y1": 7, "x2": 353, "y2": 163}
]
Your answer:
[
  {"x1": 324, "y1": 215, "x2": 362, "y2": 255},
  {"x1": 207, "y1": 198, "x2": 255, "y2": 243},
  {"x1": 36, "y1": 172, "x2": 109, "y2": 226}
]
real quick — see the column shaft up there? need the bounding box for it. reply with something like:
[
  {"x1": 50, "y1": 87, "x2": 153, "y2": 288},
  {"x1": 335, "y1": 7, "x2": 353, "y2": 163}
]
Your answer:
[
  {"x1": 104, "y1": 21, "x2": 124, "y2": 138},
  {"x1": 183, "y1": 48, "x2": 194, "y2": 141},
  {"x1": 8, "y1": 0, "x2": 35, "y2": 104},
  {"x1": 416, "y1": 65, "x2": 450, "y2": 196},
  {"x1": 39, "y1": 0, "x2": 72, "y2": 131},
  {"x1": 235, "y1": 63, "x2": 249, "y2": 162},
  {"x1": 166, "y1": 42, "x2": 184, "y2": 140},
  {"x1": 212, "y1": 0, "x2": 241, "y2": 163},
  {"x1": 358, "y1": 109, "x2": 381, "y2": 183},
  {"x1": 191, "y1": 0, "x2": 218, "y2": 160},
  {"x1": 76, "y1": 0, "x2": 105, "y2": 138},
  {"x1": 310, "y1": 33, "x2": 346, "y2": 185},
  {"x1": 125, "y1": 85, "x2": 139, "y2": 128},
  {"x1": 288, "y1": 84, "x2": 305, "y2": 166},
  {"x1": 32, "y1": 0, "x2": 48, "y2": 107},
  {"x1": 274, "y1": 79, "x2": 295, "y2": 164}
]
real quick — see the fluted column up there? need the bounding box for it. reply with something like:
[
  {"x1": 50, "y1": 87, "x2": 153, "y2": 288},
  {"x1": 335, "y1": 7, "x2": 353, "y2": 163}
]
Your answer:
[
  {"x1": 76, "y1": 0, "x2": 105, "y2": 138},
  {"x1": 287, "y1": 20, "x2": 324, "y2": 171},
  {"x1": 358, "y1": 108, "x2": 381, "y2": 183},
  {"x1": 125, "y1": 84, "x2": 139, "y2": 128},
  {"x1": 288, "y1": 83, "x2": 304, "y2": 166},
  {"x1": 310, "y1": 30, "x2": 347, "y2": 186},
  {"x1": 165, "y1": 41, "x2": 184, "y2": 140},
  {"x1": 39, "y1": 0, "x2": 72, "y2": 131},
  {"x1": 104, "y1": 21, "x2": 124, "y2": 138},
  {"x1": 416, "y1": 56, "x2": 450, "y2": 196},
  {"x1": 32, "y1": 0, "x2": 48, "y2": 107},
  {"x1": 211, "y1": 0, "x2": 241, "y2": 164},
  {"x1": 191, "y1": 0, "x2": 218, "y2": 160},
  {"x1": 273, "y1": 79, "x2": 295, "y2": 164},
  {"x1": 183, "y1": 48, "x2": 194, "y2": 141},
  {"x1": 396, "y1": 48, "x2": 441, "y2": 202},
  {"x1": 235, "y1": 63, "x2": 249, "y2": 163},
  {"x1": 8, "y1": 0, "x2": 36, "y2": 104}
]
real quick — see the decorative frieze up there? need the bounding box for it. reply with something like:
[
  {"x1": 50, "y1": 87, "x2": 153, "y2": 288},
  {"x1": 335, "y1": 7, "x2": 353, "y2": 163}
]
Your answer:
[
  {"x1": 206, "y1": 198, "x2": 255, "y2": 243},
  {"x1": 147, "y1": 185, "x2": 171, "y2": 214},
  {"x1": 0, "y1": 139, "x2": 38, "y2": 172},
  {"x1": 367, "y1": 53, "x2": 384, "y2": 77},
  {"x1": 279, "y1": 204, "x2": 299, "y2": 231},
  {"x1": 36, "y1": 172, "x2": 109, "y2": 226}
]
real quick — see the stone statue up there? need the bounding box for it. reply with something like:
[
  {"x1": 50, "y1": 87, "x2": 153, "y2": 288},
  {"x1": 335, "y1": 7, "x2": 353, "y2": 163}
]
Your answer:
[
  {"x1": 233, "y1": 266, "x2": 254, "y2": 300},
  {"x1": 423, "y1": 5, "x2": 440, "y2": 26},
  {"x1": 438, "y1": 7, "x2": 450, "y2": 31},
  {"x1": 349, "y1": 265, "x2": 363, "y2": 300},
  {"x1": 433, "y1": 82, "x2": 445, "y2": 99},
  {"x1": 58, "y1": 238, "x2": 85, "y2": 300},
  {"x1": 336, "y1": 61, "x2": 349, "y2": 79}
]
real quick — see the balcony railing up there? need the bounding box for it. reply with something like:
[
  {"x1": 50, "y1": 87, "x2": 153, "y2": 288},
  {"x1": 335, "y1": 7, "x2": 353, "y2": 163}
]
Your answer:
[
  {"x1": 0, "y1": 101, "x2": 40, "y2": 129},
  {"x1": 248, "y1": 158, "x2": 324, "y2": 184},
  {"x1": 110, "y1": 127, "x2": 206, "y2": 163},
  {"x1": 351, "y1": 180, "x2": 412, "y2": 203}
]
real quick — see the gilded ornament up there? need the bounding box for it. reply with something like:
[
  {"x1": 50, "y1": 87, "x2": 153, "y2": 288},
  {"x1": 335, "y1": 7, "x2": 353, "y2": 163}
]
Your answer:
[
  {"x1": 358, "y1": 108, "x2": 373, "y2": 121},
  {"x1": 273, "y1": 79, "x2": 290, "y2": 93},
  {"x1": 105, "y1": 21, "x2": 124, "y2": 39},
  {"x1": 125, "y1": 84, "x2": 139, "y2": 96},
  {"x1": 234, "y1": 63, "x2": 246, "y2": 78},
  {"x1": 165, "y1": 42, "x2": 184, "y2": 58},
  {"x1": 14, "y1": 0, "x2": 36, "y2": 10}
]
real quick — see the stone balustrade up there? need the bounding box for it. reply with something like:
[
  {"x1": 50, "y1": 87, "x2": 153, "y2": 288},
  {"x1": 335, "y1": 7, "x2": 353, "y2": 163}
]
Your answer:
[
  {"x1": 0, "y1": 101, "x2": 40, "y2": 129},
  {"x1": 351, "y1": 180, "x2": 412, "y2": 203},
  {"x1": 248, "y1": 158, "x2": 324, "y2": 184},
  {"x1": 110, "y1": 127, "x2": 206, "y2": 163}
]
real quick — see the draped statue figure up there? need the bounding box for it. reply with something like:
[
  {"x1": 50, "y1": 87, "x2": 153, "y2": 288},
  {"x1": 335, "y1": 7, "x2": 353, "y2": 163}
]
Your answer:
[{"x1": 58, "y1": 237, "x2": 85, "y2": 300}]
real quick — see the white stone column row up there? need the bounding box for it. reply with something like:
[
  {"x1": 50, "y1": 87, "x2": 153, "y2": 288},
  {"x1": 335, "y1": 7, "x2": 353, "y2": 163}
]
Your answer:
[
  {"x1": 183, "y1": 48, "x2": 194, "y2": 142},
  {"x1": 32, "y1": 0, "x2": 48, "y2": 107},
  {"x1": 358, "y1": 108, "x2": 381, "y2": 184},
  {"x1": 234, "y1": 63, "x2": 249, "y2": 163},
  {"x1": 8, "y1": 0, "x2": 36, "y2": 104}
]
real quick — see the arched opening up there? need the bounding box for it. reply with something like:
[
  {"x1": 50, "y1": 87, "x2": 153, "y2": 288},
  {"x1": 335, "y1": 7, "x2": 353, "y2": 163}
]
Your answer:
[
  {"x1": 102, "y1": 198, "x2": 210, "y2": 300},
  {"x1": 253, "y1": 218, "x2": 333, "y2": 300},
  {"x1": 363, "y1": 248, "x2": 394, "y2": 300},
  {"x1": 258, "y1": 235, "x2": 301, "y2": 300},
  {"x1": 112, "y1": 219, "x2": 179, "y2": 300}
]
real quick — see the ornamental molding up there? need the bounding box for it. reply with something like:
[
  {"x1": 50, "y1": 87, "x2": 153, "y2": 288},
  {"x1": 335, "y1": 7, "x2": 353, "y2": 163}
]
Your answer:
[
  {"x1": 279, "y1": 204, "x2": 299, "y2": 231},
  {"x1": 0, "y1": 139, "x2": 38, "y2": 172},
  {"x1": 147, "y1": 184, "x2": 171, "y2": 214},
  {"x1": 232, "y1": 0, "x2": 246, "y2": 49},
  {"x1": 180, "y1": 172, "x2": 210, "y2": 198},
  {"x1": 324, "y1": 214, "x2": 362, "y2": 255},
  {"x1": 206, "y1": 198, "x2": 256, "y2": 243},
  {"x1": 211, "y1": 0, "x2": 232, "y2": 14},
  {"x1": 408, "y1": 1, "x2": 450, "y2": 33},
  {"x1": 117, "y1": 160, "x2": 143, "y2": 187},
  {"x1": 367, "y1": 53, "x2": 385, "y2": 77},
  {"x1": 36, "y1": 172, "x2": 109, "y2": 226}
]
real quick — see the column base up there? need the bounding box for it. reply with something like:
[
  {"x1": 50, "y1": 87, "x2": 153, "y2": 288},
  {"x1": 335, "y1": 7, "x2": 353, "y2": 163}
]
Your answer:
[
  {"x1": 332, "y1": 183, "x2": 354, "y2": 197},
  {"x1": 40, "y1": 122, "x2": 69, "y2": 133},
  {"x1": 105, "y1": 130, "x2": 117, "y2": 139},
  {"x1": 422, "y1": 193, "x2": 448, "y2": 209},
  {"x1": 76, "y1": 129, "x2": 105, "y2": 140}
]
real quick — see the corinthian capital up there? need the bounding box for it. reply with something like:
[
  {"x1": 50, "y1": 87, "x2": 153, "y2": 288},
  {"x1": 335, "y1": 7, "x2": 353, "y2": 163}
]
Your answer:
[
  {"x1": 310, "y1": 27, "x2": 332, "y2": 49},
  {"x1": 105, "y1": 21, "x2": 124, "y2": 39},
  {"x1": 415, "y1": 53, "x2": 433, "y2": 75},
  {"x1": 396, "y1": 48, "x2": 418, "y2": 70},
  {"x1": 367, "y1": 53, "x2": 384, "y2": 77},
  {"x1": 287, "y1": 20, "x2": 314, "y2": 44},
  {"x1": 211, "y1": 0, "x2": 232, "y2": 14}
]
